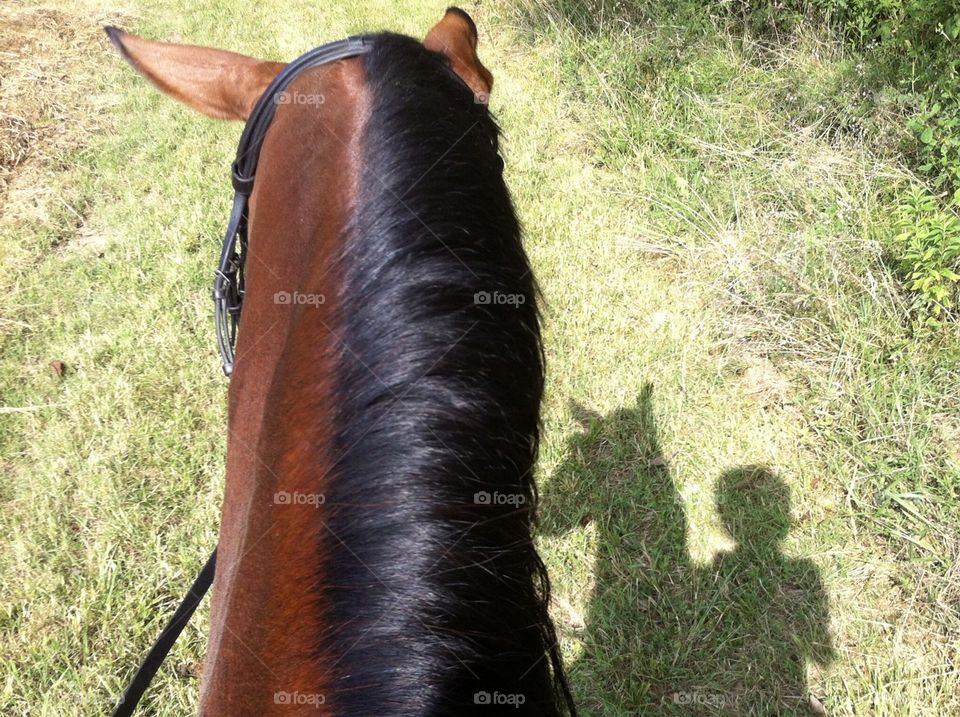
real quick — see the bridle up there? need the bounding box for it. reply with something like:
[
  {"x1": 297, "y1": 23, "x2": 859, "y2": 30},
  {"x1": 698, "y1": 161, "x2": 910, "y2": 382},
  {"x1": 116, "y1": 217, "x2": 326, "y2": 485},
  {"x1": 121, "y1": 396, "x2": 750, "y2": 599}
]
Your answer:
[
  {"x1": 215, "y1": 35, "x2": 375, "y2": 377},
  {"x1": 110, "y1": 35, "x2": 373, "y2": 717}
]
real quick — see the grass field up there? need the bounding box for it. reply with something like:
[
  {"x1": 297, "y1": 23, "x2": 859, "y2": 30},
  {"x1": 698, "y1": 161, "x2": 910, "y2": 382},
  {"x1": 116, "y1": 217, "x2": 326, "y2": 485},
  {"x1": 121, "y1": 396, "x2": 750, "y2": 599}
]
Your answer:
[{"x1": 2, "y1": 0, "x2": 959, "y2": 714}]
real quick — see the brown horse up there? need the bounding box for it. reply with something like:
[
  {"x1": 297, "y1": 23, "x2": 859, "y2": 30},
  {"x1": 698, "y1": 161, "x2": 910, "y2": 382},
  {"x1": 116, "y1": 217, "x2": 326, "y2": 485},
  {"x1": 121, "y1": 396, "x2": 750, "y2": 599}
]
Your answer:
[{"x1": 108, "y1": 8, "x2": 574, "y2": 716}]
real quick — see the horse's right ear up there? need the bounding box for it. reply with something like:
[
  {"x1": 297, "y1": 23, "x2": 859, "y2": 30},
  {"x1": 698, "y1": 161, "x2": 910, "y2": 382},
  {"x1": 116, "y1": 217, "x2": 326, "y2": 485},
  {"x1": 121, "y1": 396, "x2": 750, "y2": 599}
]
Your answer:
[
  {"x1": 423, "y1": 8, "x2": 493, "y2": 103},
  {"x1": 104, "y1": 27, "x2": 286, "y2": 121}
]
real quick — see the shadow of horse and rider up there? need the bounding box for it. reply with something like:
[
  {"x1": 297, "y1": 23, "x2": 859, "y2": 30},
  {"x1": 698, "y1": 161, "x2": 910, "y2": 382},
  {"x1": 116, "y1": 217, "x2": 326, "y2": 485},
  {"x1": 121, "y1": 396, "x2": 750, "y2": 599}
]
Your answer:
[{"x1": 541, "y1": 384, "x2": 834, "y2": 716}]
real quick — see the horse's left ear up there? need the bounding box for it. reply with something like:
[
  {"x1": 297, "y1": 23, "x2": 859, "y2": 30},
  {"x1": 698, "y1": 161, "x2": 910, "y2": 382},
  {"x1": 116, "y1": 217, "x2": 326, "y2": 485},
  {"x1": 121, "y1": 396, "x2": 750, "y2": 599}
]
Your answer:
[{"x1": 423, "y1": 7, "x2": 493, "y2": 103}]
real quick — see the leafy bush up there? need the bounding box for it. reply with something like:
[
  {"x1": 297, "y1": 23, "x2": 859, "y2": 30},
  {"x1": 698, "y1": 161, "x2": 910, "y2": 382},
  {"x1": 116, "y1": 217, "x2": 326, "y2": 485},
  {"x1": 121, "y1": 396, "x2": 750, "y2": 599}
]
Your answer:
[
  {"x1": 892, "y1": 187, "x2": 960, "y2": 325},
  {"x1": 908, "y1": 96, "x2": 960, "y2": 196},
  {"x1": 732, "y1": 1, "x2": 960, "y2": 188},
  {"x1": 727, "y1": 0, "x2": 960, "y2": 323},
  {"x1": 819, "y1": 0, "x2": 960, "y2": 325},
  {"x1": 859, "y1": 1, "x2": 959, "y2": 193}
]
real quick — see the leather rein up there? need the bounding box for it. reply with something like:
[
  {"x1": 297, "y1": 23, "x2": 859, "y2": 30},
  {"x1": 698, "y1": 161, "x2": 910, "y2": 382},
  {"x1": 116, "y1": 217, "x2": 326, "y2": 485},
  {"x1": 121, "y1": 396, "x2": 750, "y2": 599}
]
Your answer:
[{"x1": 110, "y1": 36, "x2": 373, "y2": 717}]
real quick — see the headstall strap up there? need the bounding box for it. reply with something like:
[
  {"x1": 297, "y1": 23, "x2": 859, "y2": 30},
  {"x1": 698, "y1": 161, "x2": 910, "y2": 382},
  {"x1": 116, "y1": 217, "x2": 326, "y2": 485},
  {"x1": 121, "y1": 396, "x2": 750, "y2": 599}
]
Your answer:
[{"x1": 213, "y1": 35, "x2": 374, "y2": 377}]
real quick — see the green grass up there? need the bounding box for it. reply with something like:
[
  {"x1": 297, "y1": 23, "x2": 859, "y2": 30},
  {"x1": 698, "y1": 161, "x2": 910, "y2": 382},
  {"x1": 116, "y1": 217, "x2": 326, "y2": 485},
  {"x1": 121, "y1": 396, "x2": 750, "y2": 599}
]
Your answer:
[{"x1": 1, "y1": 0, "x2": 959, "y2": 714}]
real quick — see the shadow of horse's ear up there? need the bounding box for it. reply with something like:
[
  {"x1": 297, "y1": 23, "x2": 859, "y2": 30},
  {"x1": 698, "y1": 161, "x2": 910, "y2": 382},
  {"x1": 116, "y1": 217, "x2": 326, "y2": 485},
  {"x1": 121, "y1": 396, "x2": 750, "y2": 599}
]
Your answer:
[
  {"x1": 568, "y1": 400, "x2": 602, "y2": 431},
  {"x1": 423, "y1": 8, "x2": 494, "y2": 103},
  {"x1": 104, "y1": 27, "x2": 286, "y2": 120}
]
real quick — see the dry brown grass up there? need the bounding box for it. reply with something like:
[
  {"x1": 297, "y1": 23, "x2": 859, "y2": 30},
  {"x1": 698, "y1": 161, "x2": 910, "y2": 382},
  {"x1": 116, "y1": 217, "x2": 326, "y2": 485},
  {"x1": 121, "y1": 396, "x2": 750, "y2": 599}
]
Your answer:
[{"x1": 0, "y1": 1, "x2": 125, "y2": 205}]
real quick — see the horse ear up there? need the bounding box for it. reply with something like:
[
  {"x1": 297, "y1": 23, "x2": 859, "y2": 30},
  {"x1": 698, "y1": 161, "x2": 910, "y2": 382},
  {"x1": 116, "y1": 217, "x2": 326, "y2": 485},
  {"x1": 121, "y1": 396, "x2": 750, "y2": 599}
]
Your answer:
[
  {"x1": 423, "y1": 7, "x2": 493, "y2": 103},
  {"x1": 104, "y1": 27, "x2": 286, "y2": 120}
]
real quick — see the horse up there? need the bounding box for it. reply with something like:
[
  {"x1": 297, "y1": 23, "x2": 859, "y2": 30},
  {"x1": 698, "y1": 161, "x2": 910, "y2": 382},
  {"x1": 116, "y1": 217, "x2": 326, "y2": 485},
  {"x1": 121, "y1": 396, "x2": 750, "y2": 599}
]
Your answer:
[{"x1": 106, "y1": 7, "x2": 576, "y2": 716}]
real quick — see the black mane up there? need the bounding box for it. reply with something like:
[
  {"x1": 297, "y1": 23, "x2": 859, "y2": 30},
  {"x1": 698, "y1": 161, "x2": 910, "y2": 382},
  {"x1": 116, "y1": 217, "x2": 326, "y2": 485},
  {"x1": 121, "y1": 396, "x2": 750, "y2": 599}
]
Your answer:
[{"x1": 319, "y1": 32, "x2": 575, "y2": 716}]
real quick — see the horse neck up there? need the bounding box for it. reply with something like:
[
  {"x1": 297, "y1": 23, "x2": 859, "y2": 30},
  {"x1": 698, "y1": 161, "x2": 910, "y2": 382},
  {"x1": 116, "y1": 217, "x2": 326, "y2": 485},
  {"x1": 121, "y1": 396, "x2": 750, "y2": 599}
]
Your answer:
[{"x1": 200, "y1": 60, "x2": 369, "y2": 715}]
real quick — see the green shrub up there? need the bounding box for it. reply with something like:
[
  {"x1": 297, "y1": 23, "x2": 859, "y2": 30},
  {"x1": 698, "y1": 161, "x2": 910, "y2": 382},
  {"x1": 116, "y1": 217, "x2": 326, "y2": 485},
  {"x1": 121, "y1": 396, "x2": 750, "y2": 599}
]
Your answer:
[
  {"x1": 726, "y1": 0, "x2": 960, "y2": 322},
  {"x1": 907, "y1": 96, "x2": 960, "y2": 196},
  {"x1": 817, "y1": 0, "x2": 960, "y2": 324},
  {"x1": 892, "y1": 187, "x2": 960, "y2": 325},
  {"x1": 726, "y1": 2, "x2": 959, "y2": 185}
]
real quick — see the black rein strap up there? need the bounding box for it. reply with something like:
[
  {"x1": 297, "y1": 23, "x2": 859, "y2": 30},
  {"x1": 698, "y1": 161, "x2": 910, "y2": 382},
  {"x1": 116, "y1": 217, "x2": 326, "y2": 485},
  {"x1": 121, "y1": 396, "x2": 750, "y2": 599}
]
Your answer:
[
  {"x1": 110, "y1": 551, "x2": 216, "y2": 717},
  {"x1": 111, "y1": 36, "x2": 374, "y2": 717}
]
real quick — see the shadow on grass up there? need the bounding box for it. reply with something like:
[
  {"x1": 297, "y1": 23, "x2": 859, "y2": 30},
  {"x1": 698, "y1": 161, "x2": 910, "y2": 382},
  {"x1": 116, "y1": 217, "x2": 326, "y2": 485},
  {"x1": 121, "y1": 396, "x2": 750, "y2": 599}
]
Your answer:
[{"x1": 541, "y1": 384, "x2": 834, "y2": 715}]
